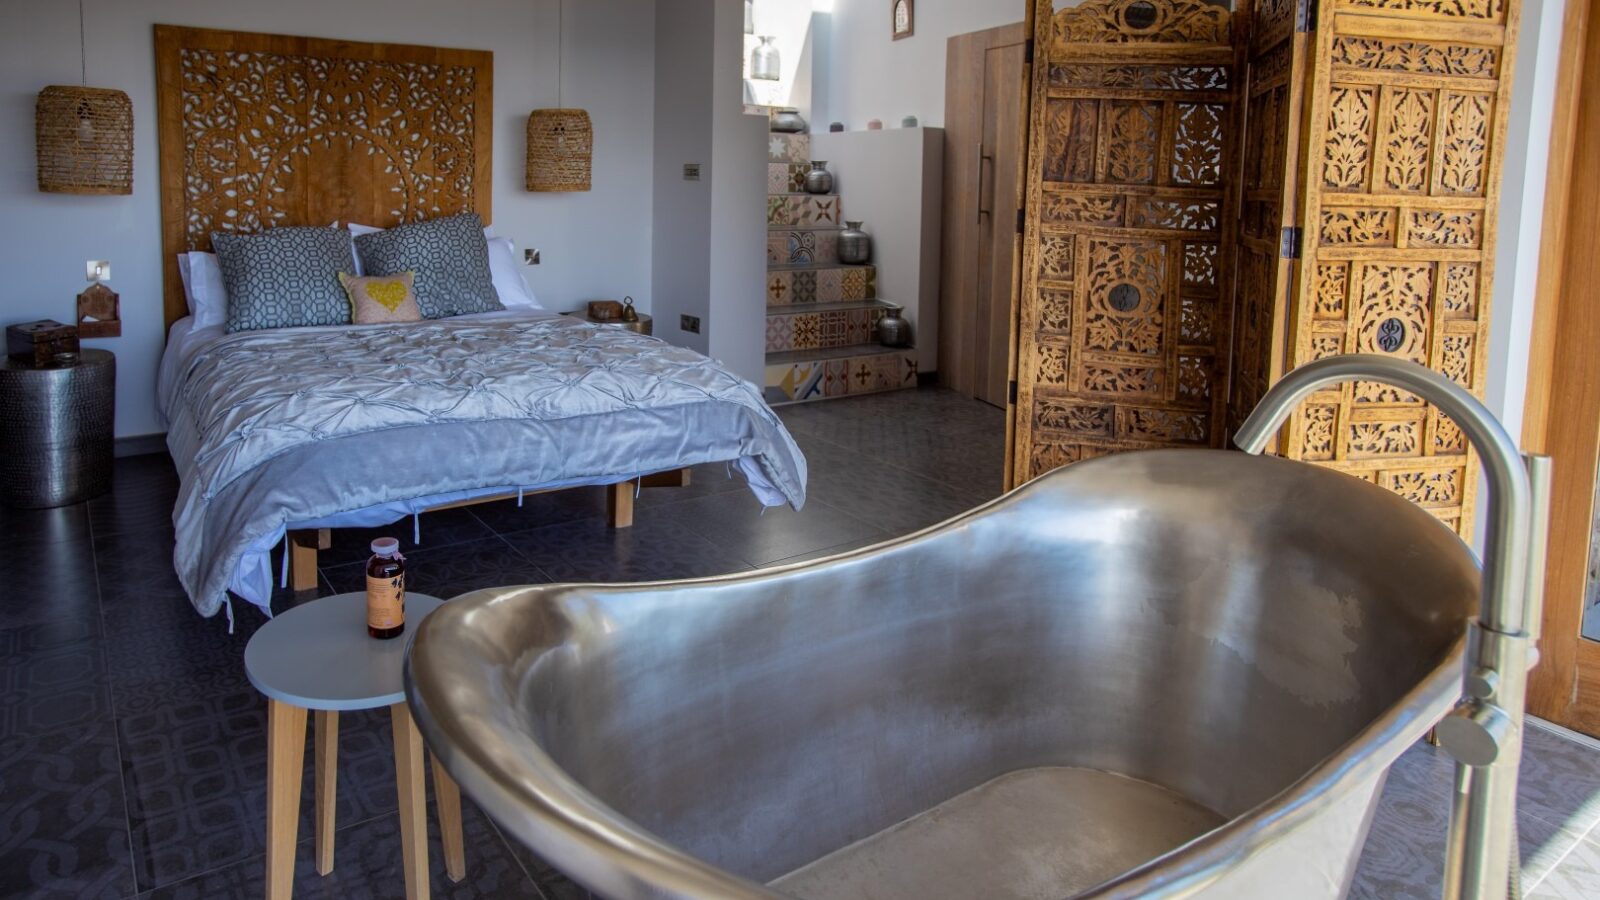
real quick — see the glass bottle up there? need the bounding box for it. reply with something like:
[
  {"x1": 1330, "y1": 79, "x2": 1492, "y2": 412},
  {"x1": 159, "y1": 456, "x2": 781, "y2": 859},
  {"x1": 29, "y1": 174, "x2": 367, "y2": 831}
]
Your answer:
[{"x1": 366, "y1": 537, "x2": 406, "y2": 640}]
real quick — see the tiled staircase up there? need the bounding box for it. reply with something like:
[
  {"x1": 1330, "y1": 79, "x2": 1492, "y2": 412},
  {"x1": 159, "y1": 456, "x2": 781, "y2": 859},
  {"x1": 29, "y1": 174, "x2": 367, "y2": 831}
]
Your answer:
[{"x1": 763, "y1": 131, "x2": 917, "y2": 405}]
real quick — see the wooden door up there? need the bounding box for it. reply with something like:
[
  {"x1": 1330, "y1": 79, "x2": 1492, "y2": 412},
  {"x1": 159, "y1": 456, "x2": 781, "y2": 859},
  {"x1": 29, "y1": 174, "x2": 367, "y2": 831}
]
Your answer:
[
  {"x1": 1525, "y1": 0, "x2": 1600, "y2": 735},
  {"x1": 1010, "y1": 0, "x2": 1240, "y2": 485},
  {"x1": 1269, "y1": 0, "x2": 1522, "y2": 536},
  {"x1": 941, "y1": 23, "x2": 1027, "y2": 407}
]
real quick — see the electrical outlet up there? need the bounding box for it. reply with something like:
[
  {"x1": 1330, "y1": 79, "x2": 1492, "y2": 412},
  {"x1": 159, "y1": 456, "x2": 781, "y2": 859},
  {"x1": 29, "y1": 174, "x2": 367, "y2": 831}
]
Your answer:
[
  {"x1": 680, "y1": 314, "x2": 701, "y2": 334},
  {"x1": 86, "y1": 260, "x2": 110, "y2": 282},
  {"x1": 524, "y1": 249, "x2": 541, "y2": 265},
  {"x1": 683, "y1": 163, "x2": 702, "y2": 181}
]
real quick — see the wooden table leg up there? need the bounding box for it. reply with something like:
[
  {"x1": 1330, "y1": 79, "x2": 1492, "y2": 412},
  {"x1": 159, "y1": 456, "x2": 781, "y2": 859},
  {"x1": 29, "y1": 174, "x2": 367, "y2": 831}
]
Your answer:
[
  {"x1": 314, "y1": 710, "x2": 339, "y2": 875},
  {"x1": 430, "y1": 755, "x2": 466, "y2": 882},
  {"x1": 391, "y1": 703, "x2": 430, "y2": 900},
  {"x1": 266, "y1": 700, "x2": 308, "y2": 900}
]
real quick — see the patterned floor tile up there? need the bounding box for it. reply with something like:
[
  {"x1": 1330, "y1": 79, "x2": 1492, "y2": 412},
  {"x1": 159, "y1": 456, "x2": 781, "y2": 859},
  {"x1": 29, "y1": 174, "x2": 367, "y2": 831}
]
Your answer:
[
  {"x1": 317, "y1": 506, "x2": 500, "y2": 567},
  {"x1": 0, "y1": 535, "x2": 102, "y2": 630},
  {"x1": 0, "y1": 620, "x2": 111, "y2": 739},
  {"x1": 498, "y1": 516, "x2": 752, "y2": 584},
  {"x1": 464, "y1": 488, "x2": 609, "y2": 535},
  {"x1": 633, "y1": 461, "x2": 755, "y2": 511},
  {"x1": 1531, "y1": 833, "x2": 1600, "y2": 899},
  {"x1": 0, "y1": 718, "x2": 134, "y2": 900},
  {"x1": 86, "y1": 455, "x2": 179, "y2": 537},
  {"x1": 658, "y1": 491, "x2": 888, "y2": 568},
  {"x1": 798, "y1": 436, "x2": 993, "y2": 538},
  {"x1": 138, "y1": 797, "x2": 534, "y2": 899},
  {"x1": 0, "y1": 501, "x2": 91, "y2": 550},
  {"x1": 1520, "y1": 722, "x2": 1600, "y2": 836}
]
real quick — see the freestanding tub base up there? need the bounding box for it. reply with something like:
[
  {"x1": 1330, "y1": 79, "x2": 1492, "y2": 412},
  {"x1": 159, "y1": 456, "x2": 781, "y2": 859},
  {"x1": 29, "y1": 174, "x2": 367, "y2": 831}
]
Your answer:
[{"x1": 772, "y1": 767, "x2": 1227, "y2": 900}]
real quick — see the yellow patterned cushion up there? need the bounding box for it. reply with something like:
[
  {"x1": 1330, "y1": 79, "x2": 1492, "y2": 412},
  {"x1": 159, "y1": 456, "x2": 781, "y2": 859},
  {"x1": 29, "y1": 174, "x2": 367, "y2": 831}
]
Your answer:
[{"x1": 338, "y1": 271, "x2": 422, "y2": 324}]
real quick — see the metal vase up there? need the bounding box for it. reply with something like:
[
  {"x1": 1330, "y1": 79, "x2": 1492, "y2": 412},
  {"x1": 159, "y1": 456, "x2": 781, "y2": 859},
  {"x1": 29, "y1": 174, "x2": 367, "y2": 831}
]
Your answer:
[
  {"x1": 804, "y1": 161, "x2": 833, "y2": 195},
  {"x1": 876, "y1": 305, "x2": 911, "y2": 348},
  {"x1": 770, "y1": 108, "x2": 807, "y2": 134},
  {"x1": 839, "y1": 220, "x2": 872, "y2": 264}
]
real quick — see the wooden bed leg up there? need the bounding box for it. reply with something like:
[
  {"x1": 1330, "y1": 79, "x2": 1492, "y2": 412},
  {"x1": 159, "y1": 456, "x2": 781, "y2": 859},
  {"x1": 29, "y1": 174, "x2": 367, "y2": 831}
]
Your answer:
[
  {"x1": 289, "y1": 529, "x2": 325, "y2": 593},
  {"x1": 608, "y1": 481, "x2": 636, "y2": 529}
]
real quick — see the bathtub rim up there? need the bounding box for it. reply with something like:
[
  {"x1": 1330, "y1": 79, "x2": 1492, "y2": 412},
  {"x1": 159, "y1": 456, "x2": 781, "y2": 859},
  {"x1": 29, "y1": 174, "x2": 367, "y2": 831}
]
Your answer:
[{"x1": 404, "y1": 451, "x2": 1475, "y2": 900}]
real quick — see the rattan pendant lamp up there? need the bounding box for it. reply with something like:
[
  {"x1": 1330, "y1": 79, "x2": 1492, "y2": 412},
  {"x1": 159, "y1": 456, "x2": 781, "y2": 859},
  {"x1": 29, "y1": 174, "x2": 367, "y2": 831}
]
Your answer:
[
  {"x1": 525, "y1": 0, "x2": 592, "y2": 192},
  {"x1": 36, "y1": 0, "x2": 132, "y2": 195}
]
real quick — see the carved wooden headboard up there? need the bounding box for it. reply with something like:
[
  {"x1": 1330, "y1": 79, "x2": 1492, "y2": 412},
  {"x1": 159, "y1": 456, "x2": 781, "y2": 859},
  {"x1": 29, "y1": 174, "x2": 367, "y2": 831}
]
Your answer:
[{"x1": 153, "y1": 25, "x2": 494, "y2": 329}]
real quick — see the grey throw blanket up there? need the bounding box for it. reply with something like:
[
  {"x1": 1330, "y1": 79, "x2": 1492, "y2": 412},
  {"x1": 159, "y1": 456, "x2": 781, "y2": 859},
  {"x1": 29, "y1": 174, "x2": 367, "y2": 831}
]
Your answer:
[{"x1": 166, "y1": 315, "x2": 807, "y2": 621}]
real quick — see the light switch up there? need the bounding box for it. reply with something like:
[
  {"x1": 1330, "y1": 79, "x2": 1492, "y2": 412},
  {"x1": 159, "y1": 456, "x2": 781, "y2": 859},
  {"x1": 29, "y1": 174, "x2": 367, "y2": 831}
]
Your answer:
[
  {"x1": 524, "y1": 249, "x2": 541, "y2": 265},
  {"x1": 683, "y1": 164, "x2": 702, "y2": 181},
  {"x1": 86, "y1": 260, "x2": 111, "y2": 282}
]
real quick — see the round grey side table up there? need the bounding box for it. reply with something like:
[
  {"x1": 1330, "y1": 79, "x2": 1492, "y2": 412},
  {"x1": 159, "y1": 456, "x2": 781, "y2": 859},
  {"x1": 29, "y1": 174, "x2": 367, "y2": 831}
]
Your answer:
[
  {"x1": 244, "y1": 593, "x2": 463, "y2": 900},
  {"x1": 0, "y1": 348, "x2": 114, "y2": 508}
]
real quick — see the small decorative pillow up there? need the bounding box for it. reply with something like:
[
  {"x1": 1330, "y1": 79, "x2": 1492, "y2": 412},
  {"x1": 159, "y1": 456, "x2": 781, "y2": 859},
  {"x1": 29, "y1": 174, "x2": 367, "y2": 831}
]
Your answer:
[
  {"x1": 339, "y1": 271, "x2": 423, "y2": 324},
  {"x1": 213, "y1": 227, "x2": 355, "y2": 333},
  {"x1": 353, "y1": 212, "x2": 503, "y2": 319}
]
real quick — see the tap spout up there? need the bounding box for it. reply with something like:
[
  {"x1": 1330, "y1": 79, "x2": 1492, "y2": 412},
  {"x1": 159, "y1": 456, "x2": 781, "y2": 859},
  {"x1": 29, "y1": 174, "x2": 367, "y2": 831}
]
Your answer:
[{"x1": 1235, "y1": 353, "x2": 1534, "y2": 900}]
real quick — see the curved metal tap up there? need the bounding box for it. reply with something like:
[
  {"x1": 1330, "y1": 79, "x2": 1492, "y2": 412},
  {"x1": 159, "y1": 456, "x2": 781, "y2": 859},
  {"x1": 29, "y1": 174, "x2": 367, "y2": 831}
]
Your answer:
[{"x1": 1235, "y1": 353, "x2": 1541, "y2": 900}]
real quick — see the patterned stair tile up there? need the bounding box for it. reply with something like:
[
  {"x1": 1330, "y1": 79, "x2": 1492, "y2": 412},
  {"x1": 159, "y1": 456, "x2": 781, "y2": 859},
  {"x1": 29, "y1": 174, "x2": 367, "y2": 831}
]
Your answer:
[
  {"x1": 766, "y1": 349, "x2": 918, "y2": 404},
  {"x1": 767, "y1": 229, "x2": 840, "y2": 266},
  {"x1": 767, "y1": 162, "x2": 808, "y2": 194},
  {"x1": 766, "y1": 306, "x2": 888, "y2": 353},
  {"x1": 768, "y1": 266, "x2": 877, "y2": 306},
  {"x1": 768, "y1": 132, "x2": 810, "y2": 164},
  {"x1": 767, "y1": 194, "x2": 842, "y2": 228}
]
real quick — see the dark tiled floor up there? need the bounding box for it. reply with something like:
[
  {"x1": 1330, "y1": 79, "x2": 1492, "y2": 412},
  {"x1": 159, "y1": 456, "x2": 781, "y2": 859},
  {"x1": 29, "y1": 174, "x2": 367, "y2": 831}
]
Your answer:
[{"x1": 2, "y1": 386, "x2": 1599, "y2": 898}]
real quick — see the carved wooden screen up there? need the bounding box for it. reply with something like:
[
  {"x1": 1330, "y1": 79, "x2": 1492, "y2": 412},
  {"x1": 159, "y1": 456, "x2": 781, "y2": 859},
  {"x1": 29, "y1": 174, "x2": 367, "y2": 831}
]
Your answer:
[
  {"x1": 1273, "y1": 0, "x2": 1520, "y2": 533},
  {"x1": 1228, "y1": 0, "x2": 1311, "y2": 432},
  {"x1": 1012, "y1": 0, "x2": 1239, "y2": 482},
  {"x1": 154, "y1": 26, "x2": 494, "y2": 329}
]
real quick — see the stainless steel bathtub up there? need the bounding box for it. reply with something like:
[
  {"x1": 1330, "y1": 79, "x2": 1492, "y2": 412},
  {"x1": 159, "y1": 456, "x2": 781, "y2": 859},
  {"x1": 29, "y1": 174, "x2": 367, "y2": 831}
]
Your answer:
[{"x1": 406, "y1": 448, "x2": 1480, "y2": 900}]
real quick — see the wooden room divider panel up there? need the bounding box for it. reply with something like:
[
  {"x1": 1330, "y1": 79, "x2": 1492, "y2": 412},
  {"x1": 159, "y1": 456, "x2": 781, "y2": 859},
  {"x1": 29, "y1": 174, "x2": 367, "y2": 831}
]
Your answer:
[
  {"x1": 1272, "y1": 0, "x2": 1520, "y2": 534},
  {"x1": 1009, "y1": 0, "x2": 1519, "y2": 535},
  {"x1": 1012, "y1": 0, "x2": 1240, "y2": 483}
]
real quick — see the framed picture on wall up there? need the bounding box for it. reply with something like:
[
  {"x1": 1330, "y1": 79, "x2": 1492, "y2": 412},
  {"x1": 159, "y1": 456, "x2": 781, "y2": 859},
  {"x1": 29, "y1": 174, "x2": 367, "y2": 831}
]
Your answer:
[{"x1": 893, "y1": 0, "x2": 914, "y2": 40}]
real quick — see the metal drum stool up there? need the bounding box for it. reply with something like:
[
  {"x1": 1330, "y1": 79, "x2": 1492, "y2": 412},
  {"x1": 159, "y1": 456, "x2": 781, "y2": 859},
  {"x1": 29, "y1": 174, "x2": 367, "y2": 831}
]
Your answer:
[{"x1": 0, "y1": 349, "x2": 114, "y2": 508}]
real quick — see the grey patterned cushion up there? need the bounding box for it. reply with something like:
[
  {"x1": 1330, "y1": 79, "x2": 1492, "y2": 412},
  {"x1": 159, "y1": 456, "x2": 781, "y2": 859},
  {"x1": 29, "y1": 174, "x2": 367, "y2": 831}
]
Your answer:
[
  {"x1": 353, "y1": 213, "x2": 502, "y2": 319},
  {"x1": 213, "y1": 227, "x2": 355, "y2": 333}
]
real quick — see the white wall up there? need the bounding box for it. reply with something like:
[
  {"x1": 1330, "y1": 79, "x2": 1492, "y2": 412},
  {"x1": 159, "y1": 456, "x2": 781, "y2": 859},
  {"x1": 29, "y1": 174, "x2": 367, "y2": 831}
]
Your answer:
[
  {"x1": 812, "y1": 127, "x2": 945, "y2": 373},
  {"x1": 816, "y1": 0, "x2": 1026, "y2": 129},
  {"x1": 0, "y1": 0, "x2": 657, "y2": 438},
  {"x1": 653, "y1": 0, "x2": 767, "y2": 384}
]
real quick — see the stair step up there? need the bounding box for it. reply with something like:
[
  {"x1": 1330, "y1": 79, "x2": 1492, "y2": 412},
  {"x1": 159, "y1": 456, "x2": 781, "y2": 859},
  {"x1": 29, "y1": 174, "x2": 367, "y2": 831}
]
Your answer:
[
  {"x1": 768, "y1": 194, "x2": 841, "y2": 228},
  {"x1": 768, "y1": 163, "x2": 809, "y2": 193},
  {"x1": 766, "y1": 302, "x2": 896, "y2": 354},
  {"x1": 768, "y1": 228, "x2": 843, "y2": 266},
  {"x1": 768, "y1": 298, "x2": 895, "y2": 316},
  {"x1": 768, "y1": 133, "x2": 810, "y2": 164},
  {"x1": 767, "y1": 265, "x2": 877, "y2": 305},
  {"x1": 764, "y1": 344, "x2": 919, "y2": 405}
]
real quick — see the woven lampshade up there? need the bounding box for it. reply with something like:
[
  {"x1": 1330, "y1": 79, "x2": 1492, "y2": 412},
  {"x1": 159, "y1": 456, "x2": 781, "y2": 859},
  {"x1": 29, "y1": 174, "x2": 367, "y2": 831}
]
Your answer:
[
  {"x1": 36, "y1": 85, "x2": 133, "y2": 195},
  {"x1": 525, "y1": 109, "x2": 592, "y2": 193}
]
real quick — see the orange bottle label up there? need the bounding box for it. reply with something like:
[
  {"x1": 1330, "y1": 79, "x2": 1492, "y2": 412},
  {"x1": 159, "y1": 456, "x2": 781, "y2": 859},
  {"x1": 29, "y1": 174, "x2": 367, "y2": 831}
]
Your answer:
[{"x1": 366, "y1": 573, "x2": 406, "y2": 629}]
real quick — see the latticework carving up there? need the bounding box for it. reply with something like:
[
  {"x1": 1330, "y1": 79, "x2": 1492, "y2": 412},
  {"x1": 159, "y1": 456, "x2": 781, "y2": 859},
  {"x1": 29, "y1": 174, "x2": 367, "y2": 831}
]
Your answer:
[
  {"x1": 1014, "y1": 0, "x2": 1516, "y2": 535},
  {"x1": 1015, "y1": 0, "x2": 1235, "y2": 482},
  {"x1": 156, "y1": 27, "x2": 493, "y2": 327}
]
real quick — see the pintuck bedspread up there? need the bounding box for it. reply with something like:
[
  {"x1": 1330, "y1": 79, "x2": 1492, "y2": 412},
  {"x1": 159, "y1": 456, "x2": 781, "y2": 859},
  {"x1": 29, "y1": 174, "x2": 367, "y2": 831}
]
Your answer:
[{"x1": 165, "y1": 313, "x2": 808, "y2": 622}]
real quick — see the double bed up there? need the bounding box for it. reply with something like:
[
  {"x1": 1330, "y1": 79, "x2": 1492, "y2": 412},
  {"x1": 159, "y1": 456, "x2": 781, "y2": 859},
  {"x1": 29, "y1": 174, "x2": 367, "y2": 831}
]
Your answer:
[{"x1": 154, "y1": 26, "x2": 807, "y2": 623}]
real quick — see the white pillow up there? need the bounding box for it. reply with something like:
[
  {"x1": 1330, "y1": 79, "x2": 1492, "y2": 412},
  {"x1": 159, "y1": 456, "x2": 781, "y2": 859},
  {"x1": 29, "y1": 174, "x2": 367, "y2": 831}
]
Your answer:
[
  {"x1": 177, "y1": 251, "x2": 228, "y2": 330},
  {"x1": 346, "y1": 221, "x2": 539, "y2": 310},
  {"x1": 486, "y1": 237, "x2": 541, "y2": 310}
]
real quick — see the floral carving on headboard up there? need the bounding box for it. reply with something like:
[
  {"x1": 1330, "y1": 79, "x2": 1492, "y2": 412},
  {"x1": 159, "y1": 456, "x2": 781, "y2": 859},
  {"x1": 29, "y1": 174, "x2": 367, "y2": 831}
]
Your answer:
[{"x1": 176, "y1": 49, "x2": 479, "y2": 251}]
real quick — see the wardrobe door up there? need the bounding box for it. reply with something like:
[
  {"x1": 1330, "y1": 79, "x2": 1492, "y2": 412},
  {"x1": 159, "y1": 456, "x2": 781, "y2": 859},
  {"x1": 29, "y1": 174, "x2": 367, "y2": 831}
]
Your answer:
[
  {"x1": 1010, "y1": 0, "x2": 1241, "y2": 486},
  {"x1": 1280, "y1": 0, "x2": 1522, "y2": 534},
  {"x1": 941, "y1": 23, "x2": 1026, "y2": 407}
]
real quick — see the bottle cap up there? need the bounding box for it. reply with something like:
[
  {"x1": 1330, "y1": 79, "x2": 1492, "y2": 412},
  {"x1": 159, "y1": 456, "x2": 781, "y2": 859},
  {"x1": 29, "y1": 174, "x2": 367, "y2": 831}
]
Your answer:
[{"x1": 371, "y1": 537, "x2": 400, "y2": 557}]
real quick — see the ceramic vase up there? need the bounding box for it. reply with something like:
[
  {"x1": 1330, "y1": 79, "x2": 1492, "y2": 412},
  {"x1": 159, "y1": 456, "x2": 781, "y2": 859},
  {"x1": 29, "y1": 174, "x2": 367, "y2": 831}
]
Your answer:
[
  {"x1": 839, "y1": 220, "x2": 872, "y2": 264},
  {"x1": 804, "y1": 161, "x2": 834, "y2": 195}
]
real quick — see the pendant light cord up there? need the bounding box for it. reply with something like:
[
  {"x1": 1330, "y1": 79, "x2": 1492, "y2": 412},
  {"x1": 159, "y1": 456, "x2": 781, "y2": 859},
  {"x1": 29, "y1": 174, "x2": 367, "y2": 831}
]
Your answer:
[
  {"x1": 78, "y1": 0, "x2": 86, "y2": 85},
  {"x1": 556, "y1": 0, "x2": 564, "y2": 109}
]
